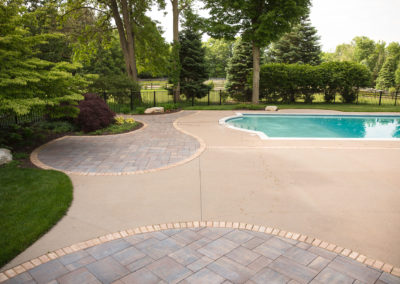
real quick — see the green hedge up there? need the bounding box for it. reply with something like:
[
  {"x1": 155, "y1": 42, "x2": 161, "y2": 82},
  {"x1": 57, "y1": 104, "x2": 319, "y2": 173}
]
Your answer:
[{"x1": 260, "y1": 62, "x2": 371, "y2": 103}]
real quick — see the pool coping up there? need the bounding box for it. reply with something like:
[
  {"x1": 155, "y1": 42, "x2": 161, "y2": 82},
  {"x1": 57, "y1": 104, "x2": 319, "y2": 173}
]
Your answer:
[
  {"x1": 1, "y1": 220, "x2": 399, "y2": 282},
  {"x1": 219, "y1": 112, "x2": 400, "y2": 141}
]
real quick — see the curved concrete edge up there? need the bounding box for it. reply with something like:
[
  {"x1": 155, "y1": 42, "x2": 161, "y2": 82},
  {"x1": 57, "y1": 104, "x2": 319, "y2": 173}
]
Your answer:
[
  {"x1": 1, "y1": 220, "x2": 399, "y2": 282},
  {"x1": 30, "y1": 111, "x2": 206, "y2": 176}
]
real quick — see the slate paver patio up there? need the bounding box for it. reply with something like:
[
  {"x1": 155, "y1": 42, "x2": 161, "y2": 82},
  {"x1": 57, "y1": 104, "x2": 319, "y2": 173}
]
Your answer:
[
  {"x1": 36, "y1": 111, "x2": 200, "y2": 174},
  {"x1": 4, "y1": 228, "x2": 400, "y2": 284}
]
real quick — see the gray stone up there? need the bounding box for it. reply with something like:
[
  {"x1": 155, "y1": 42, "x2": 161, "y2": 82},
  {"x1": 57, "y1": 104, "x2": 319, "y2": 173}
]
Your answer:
[
  {"x1": 224, "y1": 230, "x2": 254, "y2": 244},
  {"x1": 112, "y1": 246, "x2": 146, "y2": 266},
  {"x1": 314, "y1": 267, "x2": 354, "y2": 284},
  {"x1": 225, "y1": 246, "x2": 260, "y2": 266},
  {"x1": 169, "y1": 247, "x2": 202, "y2": 266},
  {"x1": 187, "y1": 256, "x2": 214, "y2": 272},
  {"x1": 379, "y1": 272, "x2": 400, "y2": 284},
  {"x1": 307, "y1": 256, "x2": 330, "y2": 272},
  {"x1": 328, "y1": 256, "x2": 381, "y2": 284},
  {"x1": 2, "y1": 272, "x2": 35, "y2": 284},
  {"x1": 265, "y1": 106, "x2": 278, "y2": 111},
  {"x1": 146, "y1": 256, "x2": 192, "y2": 283},
  {"x1": 30, "y1": 260, "x2": 68, "y2": 284},
  {"x1": 144, "y1": 107, "x2": 164, "y2": 114},
  {"x1": 251, "y1": 267, "x2": 290, "y2": 284},
  {"x1": 86, "y1": 239, "x2": 131, "y2": 260},
  {"x1": 0, "y1": 148, "x2": 12, "y2": 165},
  {"x1": 198, "y1": 238, "x2": 239, "y2": 260},
  {"x1": 247, "y1": 256, "x2": 273, "y2": 272},
  {"x1": 283, "y1": 246, "x2": 317, "y2": 266},
  {"x1": 268, "y1": 256, "x2": 318, "y2": 283},
  {"x1": 57, "y1": 267, "x2": 100, "y2": 284},
  {"x1": 86, "y1": 256, "x2": 129, "y2": 284},
  {"x1": 207, "y1": 256, "x2": 253, "y2": 283},
  {"x1": 180, "y1": 268, "x2": 225, "y2": 284},
  {"x1": 119, "y1": 268, "x2": 160, "y2": 284},
  {"x1": 126, "y1": 256, "x2": 154, "y2": 272}
]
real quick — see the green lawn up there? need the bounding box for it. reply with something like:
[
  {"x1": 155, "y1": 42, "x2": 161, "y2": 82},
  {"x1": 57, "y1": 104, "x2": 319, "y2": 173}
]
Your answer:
[
  {"x1": 0, "y1": 162, "x2": 73, "y2": 267},
  {"x1": 182, "y1": 103, "x2": 400, "y2": 112}
]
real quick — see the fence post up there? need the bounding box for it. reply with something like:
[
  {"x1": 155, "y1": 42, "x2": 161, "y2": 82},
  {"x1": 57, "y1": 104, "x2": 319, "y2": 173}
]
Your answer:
[
  {"x1": 14, "y1": 114, "x2": 18, "y2": 124},
  {"x1": 379, "y1": 91, "x2": 382, "y2": 106},
  {"x1": 153, "y1": 91, "x2": 156, "y2": 107},
  {"x1": 208, "y1": 90, "x2": 210, "y2": 105},
  {"x1": 192, "y1": 94, "x2": 194, "y2": 106},
  {"x1": 395, "y1": 89, "x2": 399, "y2": 106},
  {"x1": 173, "y1": 90, "x2": 176, "y2": 104},
  {"x1": 219, "y1": 90, "x2": 222, "y2": 105},
  {"x1": 103, "y1": 91, "x2": 107, "y2": 102},
  {"x1": 356, "y1": 92, "x2": 359, "y2": 104},
  {"x1": 130, "y1": 89, "x2": 133, "y2": 111}
]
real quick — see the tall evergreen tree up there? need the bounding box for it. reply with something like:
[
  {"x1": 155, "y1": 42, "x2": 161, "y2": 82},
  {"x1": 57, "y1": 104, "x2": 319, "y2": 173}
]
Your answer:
[
  {"x1": 376, "y1": 42, "x2": 400, "y2": 90},
  {"x1": 267, "y1": 15, "x2": 321, "y2": 65},
  {"x1": 179, "y1": 25, "x2": 209, "y2": 99},
  {"x1": 225, "y1": 38, "x2": 253, "y2": 101}
]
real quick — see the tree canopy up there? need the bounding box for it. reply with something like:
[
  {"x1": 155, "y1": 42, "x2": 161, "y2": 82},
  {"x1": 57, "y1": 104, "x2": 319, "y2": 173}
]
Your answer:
[{"x1": 204, "y1": 0, "x2": 311, "y2": 103}]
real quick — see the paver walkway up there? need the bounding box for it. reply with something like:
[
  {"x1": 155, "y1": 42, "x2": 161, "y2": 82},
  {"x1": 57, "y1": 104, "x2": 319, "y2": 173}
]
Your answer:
[
  {"x1": 3, "y1": 228, "x2": 400, "y2": 284},
  {"x1": 35, "y1": 111, "x2": 200, "y2": 174}
]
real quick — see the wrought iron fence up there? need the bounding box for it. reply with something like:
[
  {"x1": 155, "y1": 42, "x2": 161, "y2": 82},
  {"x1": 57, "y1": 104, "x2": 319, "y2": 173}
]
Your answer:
[{"x1": 1, "y1": 88, "x2": 399, "y2": 128}]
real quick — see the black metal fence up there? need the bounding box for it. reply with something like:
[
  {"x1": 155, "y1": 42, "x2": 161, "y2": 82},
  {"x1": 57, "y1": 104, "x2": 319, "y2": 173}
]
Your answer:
[{"x1": 1, "y1": 89, "x2": 399, "y2": 128}]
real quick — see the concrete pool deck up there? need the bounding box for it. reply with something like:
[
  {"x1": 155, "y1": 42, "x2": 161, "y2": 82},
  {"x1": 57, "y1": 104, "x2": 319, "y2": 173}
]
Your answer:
[{"x1": 2, "y1": 109, "x2": 400, "y2": 282}]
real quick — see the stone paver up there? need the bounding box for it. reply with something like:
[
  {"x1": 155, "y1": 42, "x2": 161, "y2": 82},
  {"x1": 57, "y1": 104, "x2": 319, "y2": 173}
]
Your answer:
[
  {"x1": 4, "y1": 228, "x2": 400, "y2": 284},
  {"x1": 35, "y1": 111, "x2": 200, "y2": 174}
]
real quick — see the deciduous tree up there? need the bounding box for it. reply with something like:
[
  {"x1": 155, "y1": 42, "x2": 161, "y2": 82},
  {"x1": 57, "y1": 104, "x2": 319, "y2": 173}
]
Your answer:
[{"x1": 204, "y1": 0, "x2": 310, "y2": 104}]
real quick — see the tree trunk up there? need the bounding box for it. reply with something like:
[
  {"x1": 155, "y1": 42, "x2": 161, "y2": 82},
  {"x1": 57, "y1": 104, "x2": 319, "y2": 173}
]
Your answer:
[
  {"x1": 109, "y1": 0, "x2": 141, "y2": 103},
  {"x1": 172, "y1": 0, "x2": 181, "y2": 102},
  {"x1": 252, "y1": 43, "x2": 260, "y2": 104}
]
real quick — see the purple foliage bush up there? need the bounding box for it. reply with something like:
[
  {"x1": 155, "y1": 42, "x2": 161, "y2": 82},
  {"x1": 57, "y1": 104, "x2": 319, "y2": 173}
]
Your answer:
[{"x1": 76, "y1": 93, "x2": 115, "y2": 132}]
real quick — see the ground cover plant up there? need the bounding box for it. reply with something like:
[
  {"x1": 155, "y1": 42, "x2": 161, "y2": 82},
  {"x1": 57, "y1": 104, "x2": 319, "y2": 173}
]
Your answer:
[{"x1": 0, "y1": 161, "x2": 73, "y2": 267}]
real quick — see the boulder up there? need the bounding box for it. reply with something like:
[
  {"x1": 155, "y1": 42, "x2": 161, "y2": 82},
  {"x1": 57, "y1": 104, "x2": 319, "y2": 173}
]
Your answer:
[
  {"x1": 265, "y1": 105, "x2": 279, "y2": 111},
  {"x1": 144, "y1": 107, "x2": 164, "y2": 114},
  {"x1": 0, "y1": 148, "x2": 12, "y2": 165}
]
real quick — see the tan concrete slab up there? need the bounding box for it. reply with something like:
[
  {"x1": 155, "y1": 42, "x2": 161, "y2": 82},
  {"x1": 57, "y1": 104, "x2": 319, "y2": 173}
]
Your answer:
[{"x1": 3, "y1": 109, "x2": 400, "y2": 271}]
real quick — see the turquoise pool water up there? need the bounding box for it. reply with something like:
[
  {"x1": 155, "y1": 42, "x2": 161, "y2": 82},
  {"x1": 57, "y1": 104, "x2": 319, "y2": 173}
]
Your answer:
[{"x1": 226, "y1": 114, "x2": 400, "y2": 139}]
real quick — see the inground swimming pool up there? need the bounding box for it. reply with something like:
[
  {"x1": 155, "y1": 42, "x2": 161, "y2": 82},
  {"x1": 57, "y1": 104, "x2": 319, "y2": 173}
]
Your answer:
[{"x1": 223, "y1": 114, "x2": 400, "y2": 139}]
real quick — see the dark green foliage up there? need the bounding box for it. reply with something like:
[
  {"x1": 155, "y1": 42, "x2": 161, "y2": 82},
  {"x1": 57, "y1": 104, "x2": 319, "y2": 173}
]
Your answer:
[
  {"x1": 179, "y1": 26, "x2": 210, "y2": 99},
  {"x1": 76, "y1": 93, "x2": 115, "y2": 132},
  {"x1": 0, "y1": 2, "x2": 92, "y2": 116},
  {"x1": 33, "y1": 121, "x2": 76, "y2": 133},
  {"x1": 203, "y1": 38, "x2": 233, "y2": 78},
  {"x1": 376, "y1": 57, "x2": 400, "y2": 90},
  {"x1": 267, "y1": 15, "x2": 321, "y2": 65},
  {"x1": 225, "y1": 38, "x2": 253, "y2": 101},
  {"x1": 260, "y1": 62, "x2": 371, "y2": 103},
  {"x1": 0, "y1": 164, "x2": 73, "y2": 267}
]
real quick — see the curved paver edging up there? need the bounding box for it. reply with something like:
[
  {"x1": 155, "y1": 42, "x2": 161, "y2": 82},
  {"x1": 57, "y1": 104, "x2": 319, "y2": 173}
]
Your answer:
[
  {"x1": 1, "y1": 221, "x2": 399, "y2": 282},
  {"x1": 30, "y1": 120, "x2": 149, "y2": 174},
  {"x1": 30, "y1": 111, "x2": 206, "y2": 176}
]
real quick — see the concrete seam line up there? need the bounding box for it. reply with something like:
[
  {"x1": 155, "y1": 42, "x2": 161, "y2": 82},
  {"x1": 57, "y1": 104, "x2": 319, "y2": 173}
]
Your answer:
[
  {"x1": 30, "y1": 111, "x2": 206, "y2": 175},
  {"x1": 1, "y1": 221, "x2": 399, "y2": 282}
]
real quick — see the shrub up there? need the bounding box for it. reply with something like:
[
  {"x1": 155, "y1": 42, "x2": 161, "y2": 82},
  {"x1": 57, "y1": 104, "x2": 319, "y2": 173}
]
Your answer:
[
  {"x1": 135, "y1": 107, "x2": 146, "y2": 114},
  {"x1": 76, "y1": 93, "x2": 115, "y2": 132},
  {"x1": 163, "y1": 103, "x2": 179, "y2": 111},
  {"x1": 260, "y1": 62, "x2": 370, "y2": 103},
  {"x1": 115, "y1": 116, "x2": 125, "y2": 125},
  {"x1": 125, "y1": 118, "x2": 135, "y2": 124},
  {"x1": 34, "y1": 121, "x2": 75, "y2": 133}
]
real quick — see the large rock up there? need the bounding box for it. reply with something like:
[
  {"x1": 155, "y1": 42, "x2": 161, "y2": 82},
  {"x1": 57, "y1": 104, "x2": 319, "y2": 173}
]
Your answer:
[
  {"x1": 144, "y1": 107, "x2": 164, "y2": 114},
  {"x1": 0, "y1": 148, "x2": 12, "y2": 165},
  {"x1": 265, "y1": 105, "x2": 279, "y2": 111}
]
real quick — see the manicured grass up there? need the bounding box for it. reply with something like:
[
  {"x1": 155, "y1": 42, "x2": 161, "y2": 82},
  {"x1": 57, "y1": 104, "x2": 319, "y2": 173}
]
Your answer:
[
  {"x1": 77, "y1": 121, "x2": 141, "y2": 135},
  {"x1": 0, "y1": 162, "x2": 73, "y2": 267},
  {"x1": 182, "y1": 103, "x2": 400, "y2": 112}
]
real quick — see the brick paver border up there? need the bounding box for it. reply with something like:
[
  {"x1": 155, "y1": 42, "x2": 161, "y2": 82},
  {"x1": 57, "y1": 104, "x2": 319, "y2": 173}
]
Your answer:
[
  {"x1": 1, "y1": 221, "x2": 399, "y2": 282},
  {"x1": 30, "y1": 111, "x2": 206, "y2": 176}
]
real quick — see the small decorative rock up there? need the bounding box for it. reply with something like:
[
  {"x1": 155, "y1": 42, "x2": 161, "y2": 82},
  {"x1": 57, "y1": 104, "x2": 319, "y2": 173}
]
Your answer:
[
  {"x1": 265, "y1": 105, "x2": 279, "y2": 111},
  {"x1": 0, "y1": 148, "x2": 12, "y2": 165},
  {"x1": 144, "y1": 107, "x2": 164, "y2": 114}
]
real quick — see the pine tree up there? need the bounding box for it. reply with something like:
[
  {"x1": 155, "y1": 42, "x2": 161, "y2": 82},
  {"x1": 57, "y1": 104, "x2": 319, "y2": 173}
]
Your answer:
[
  {"x1": 268, "y1": 15, "x2": 321, "y2": 65},
  {"x1": 375, "y1": 57, "x2": 399, "y2": 90},
  {"x1": 179, "y1": 26, "x2": 209, "y2": 99},
  {"x1": 225, "y1": 38, "x2": 253, "y2": 101}
]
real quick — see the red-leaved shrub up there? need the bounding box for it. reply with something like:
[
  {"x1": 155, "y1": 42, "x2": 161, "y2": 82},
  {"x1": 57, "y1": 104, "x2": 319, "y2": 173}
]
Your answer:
[{"x1": 76, "y1": 93, "x2": 115, "y2": 132}]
